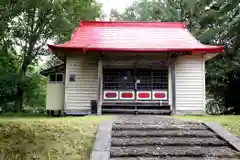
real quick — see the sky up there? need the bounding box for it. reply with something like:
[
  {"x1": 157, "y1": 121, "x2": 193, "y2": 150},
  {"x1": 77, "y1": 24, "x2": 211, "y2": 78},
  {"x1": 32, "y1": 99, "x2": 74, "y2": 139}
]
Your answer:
[{"x1": 97, "y1": 0, "x2": 136, "y2": 15}]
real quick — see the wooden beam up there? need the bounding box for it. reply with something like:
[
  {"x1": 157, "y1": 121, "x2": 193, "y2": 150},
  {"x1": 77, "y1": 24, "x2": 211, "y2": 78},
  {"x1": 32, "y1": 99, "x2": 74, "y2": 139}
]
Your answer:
[
  {"x1": 97, "y1": 59, "x2": 103, "y2": 115},
  {"x1": 171, "y1": 57, "x2": 176, "y2": 115}
]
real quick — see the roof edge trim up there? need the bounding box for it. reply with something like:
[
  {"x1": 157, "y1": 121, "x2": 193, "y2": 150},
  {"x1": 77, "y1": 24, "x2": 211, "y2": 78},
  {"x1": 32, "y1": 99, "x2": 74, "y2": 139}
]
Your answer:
[
  {"x1": 48, "y1": 44, "x2": 224, "y2": 54},
  {"x1": 79, "y1": 20, "x2": 186, "y2": 28}
]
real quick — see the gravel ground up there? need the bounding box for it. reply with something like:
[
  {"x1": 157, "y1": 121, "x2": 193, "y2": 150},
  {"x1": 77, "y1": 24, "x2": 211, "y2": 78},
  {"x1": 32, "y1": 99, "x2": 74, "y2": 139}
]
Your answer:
[{"x1": 110, "y1": 115, "x2": 239, "y2": 159}]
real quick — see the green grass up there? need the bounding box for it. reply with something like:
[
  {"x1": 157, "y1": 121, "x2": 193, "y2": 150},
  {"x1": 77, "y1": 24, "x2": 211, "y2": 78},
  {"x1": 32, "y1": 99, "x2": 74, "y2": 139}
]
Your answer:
[
  {"x1": 0, "y1": 116, "x2": 111, "y2": 160},
  {"x1": 176, "y1": 115, "x2": 240, "y2": 136}
]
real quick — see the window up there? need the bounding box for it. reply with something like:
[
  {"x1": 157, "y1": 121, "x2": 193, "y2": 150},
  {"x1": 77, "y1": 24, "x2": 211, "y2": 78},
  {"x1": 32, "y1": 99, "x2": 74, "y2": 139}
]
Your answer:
[
  {"x1": 103, "y1": 69, "x2": 168, "y2": 90},
  {"x1": 49, "y1": 74, "x2": 56, "y2": 82},
  {"x1": 49, "y1": 73, "x2": 64, "y2": 82},
  {"x1": 56, "y1": 74, "x2": 63, "y2": 82}
]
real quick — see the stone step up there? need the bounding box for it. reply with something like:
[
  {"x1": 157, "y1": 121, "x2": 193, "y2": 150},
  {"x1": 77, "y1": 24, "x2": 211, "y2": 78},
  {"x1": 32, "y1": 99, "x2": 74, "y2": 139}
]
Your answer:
[
  {"x1": 102, "y1": 109, "x2": 171, "y2": 114},
  {"x1": 112, "y1": 123, "x2": 207, "y2": 130},
  {"x1": 111, "y1": 130, "x2": 216, "y2": 138},
  {"x1": 110, "y1": 146, "x2": 237, "y2": 158},
  {"x1": 114, "y1": 121, "x2": 200, "y2": 125},
  {"x1": 110, "y1": 157, "x2": 237, "y2": 160},
  {"x1": 111, "y1": 137, "x2": 227, "y2": 146}
]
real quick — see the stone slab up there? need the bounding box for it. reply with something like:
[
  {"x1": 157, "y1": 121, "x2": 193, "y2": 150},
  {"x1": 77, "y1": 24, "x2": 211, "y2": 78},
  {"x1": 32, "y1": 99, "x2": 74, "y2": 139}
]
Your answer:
[
  {"x1": 90, "y1": 120, "x2": 113, "y2": 160},
  {"x1": 111, "y1": 129, "x2": 216, "y2": 137},
  {"x1": 110, "y1": 146, "x2": 237, "y2": 157},
  {"x1": 111, "y1": 137, "x2": 227, "y2": 146},
  {"x1": 112, "y1": 123, "x2": 207, "y2": 130},
  {"x1": 90, "y1": 151, "x2": 110, "y2": 160}
]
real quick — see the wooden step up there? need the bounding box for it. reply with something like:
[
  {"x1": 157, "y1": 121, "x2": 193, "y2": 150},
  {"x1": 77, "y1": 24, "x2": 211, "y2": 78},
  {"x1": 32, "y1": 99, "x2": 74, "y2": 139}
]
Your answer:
[
  {"x1": 111, "y1": 137, "x2": 228, "y2": 146},
  {"x1": 111, "y1": 130, "x2": 216, "y2": 138},
  {"x1": 110, "y1": 146, "x2": 238, "y2": 158}
]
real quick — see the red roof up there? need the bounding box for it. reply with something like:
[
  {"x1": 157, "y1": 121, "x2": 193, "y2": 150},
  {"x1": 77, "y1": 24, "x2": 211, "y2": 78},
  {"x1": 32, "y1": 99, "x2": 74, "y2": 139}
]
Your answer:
[{"x1": 48, "y1": 21, "x2": 224, "y2": 54}]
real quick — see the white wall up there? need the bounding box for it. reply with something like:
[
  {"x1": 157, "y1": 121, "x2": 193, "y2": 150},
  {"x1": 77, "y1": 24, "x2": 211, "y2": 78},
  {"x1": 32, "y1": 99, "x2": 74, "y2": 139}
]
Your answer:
[
  {"x1": 65, "y1": 55, "x2": 98, "y2": 114},
  {"x1": 175, "y1": 54, "x2": 205, "y2": 115},
  {"x1": 46, "y1": 83, "x2": 65, "y2": 111}
]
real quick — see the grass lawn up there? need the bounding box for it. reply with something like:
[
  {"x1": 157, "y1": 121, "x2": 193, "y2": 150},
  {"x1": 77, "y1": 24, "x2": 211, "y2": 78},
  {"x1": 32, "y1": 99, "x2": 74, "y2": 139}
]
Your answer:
[
  {"x1": 0, "y1": 116, "x2": 111, "y2": 160},
  {"x1": 176, "y1": 115, "x2": 240, "y2": 136}
]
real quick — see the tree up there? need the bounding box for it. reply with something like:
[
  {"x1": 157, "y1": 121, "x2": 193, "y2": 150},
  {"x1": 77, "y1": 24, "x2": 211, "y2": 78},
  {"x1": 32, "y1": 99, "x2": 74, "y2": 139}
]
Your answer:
[
  {"x1": 0, "y1": 0, "x2": 101, "y2": 112},
  {"x1": 199, "y1": 0, "x2": 240, "y2": 114},
  {"x1": 0, "y1": 53, "x2": 19, "y2": 112},
  {"x1": 42, "y1": 55, "x2": 63, "y2": 70},
  {"x1": 110, "y1": 0, "x2": 212, "y2": 34}
]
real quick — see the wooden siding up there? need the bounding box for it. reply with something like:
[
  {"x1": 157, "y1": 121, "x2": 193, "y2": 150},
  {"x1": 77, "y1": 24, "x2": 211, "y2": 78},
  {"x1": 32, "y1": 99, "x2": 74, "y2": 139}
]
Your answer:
[
  {"x1": 65, "y1": 55, "x2": 98, "y2": 112},
  {"x1": 175, "y1": 54, "x2": 205, "y2": 114}
]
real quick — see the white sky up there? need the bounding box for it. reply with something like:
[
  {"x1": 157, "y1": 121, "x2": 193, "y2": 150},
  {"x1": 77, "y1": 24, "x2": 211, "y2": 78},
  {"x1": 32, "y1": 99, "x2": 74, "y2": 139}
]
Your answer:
[{"x1": 97, "y1": 0, "x2": 136, "y2": 15}]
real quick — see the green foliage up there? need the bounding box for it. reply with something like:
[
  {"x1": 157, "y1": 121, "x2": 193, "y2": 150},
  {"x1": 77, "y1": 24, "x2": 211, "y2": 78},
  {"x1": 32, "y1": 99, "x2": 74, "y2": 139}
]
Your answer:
[
  {"x1": 0, "y1": 0, "x2": 102, "y2": 112},
  {"x1": 0, "y1": 53, "x2": 47, "y2": 113},
  {"x1": 23, "y1": 72, "x2": 47, "y2": 114}
]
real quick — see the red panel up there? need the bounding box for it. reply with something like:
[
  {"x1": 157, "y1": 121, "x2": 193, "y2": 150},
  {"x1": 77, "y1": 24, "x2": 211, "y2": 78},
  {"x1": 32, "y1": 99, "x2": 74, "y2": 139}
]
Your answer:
[
  {"x1": 105, "y1": 92, "x2": 117, "y2": 98},
  {"x1": 154, "y1": 92, "x2": 166, "y2": 98},
  {"x1": 121, "y1": 92, "x2": 133, "y2": 98},
  {"x1": 138, "y1": 93, "x2": 150, "y2": 98},
  {"x1": 48, "y1": 21, "x2": 224, "y2": 54}
]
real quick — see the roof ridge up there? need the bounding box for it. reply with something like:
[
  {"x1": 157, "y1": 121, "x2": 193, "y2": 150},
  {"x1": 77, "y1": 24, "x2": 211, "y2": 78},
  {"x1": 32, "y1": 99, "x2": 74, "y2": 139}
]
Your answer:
[{"x1": 79, "y1": 20, "x2": 186, "y2": 28}]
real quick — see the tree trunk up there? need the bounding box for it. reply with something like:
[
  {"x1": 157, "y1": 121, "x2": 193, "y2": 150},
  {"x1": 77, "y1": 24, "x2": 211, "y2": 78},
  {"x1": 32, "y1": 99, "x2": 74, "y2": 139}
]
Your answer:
[
  {"x1": 15, "y1": 87, "x2": 24, "y2": 112},
  {"x1": 14, "y1": 57, "x2": 30, "y2": 112}
]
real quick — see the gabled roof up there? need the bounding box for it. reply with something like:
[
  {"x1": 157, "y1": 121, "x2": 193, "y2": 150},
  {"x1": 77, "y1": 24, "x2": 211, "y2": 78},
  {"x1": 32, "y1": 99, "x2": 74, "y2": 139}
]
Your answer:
[{"x1": 48, "y1": 21, "x2": 224, "y2": 54}]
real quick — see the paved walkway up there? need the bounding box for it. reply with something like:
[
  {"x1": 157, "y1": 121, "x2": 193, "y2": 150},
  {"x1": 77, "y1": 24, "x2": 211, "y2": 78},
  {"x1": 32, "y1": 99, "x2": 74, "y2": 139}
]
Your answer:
[{"x1": 109, "y1": 115, "x2": 239, "y2": 160}]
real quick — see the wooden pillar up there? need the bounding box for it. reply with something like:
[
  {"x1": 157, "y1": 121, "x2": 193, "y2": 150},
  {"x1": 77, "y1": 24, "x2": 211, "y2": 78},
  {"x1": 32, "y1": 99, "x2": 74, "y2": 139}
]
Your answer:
[
  {"x1": 97, "y1": 59, "x2": 103, "y2": 115},
  {"x1": 171, "y1": 57, "x2": 176, "y2": 115}
]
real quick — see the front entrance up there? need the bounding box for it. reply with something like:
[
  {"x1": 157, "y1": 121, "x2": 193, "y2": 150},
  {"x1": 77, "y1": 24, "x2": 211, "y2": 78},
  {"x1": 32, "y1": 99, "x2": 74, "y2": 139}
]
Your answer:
[{"x1": 102, "y1": 68, "x2": 169, "y2": 103}]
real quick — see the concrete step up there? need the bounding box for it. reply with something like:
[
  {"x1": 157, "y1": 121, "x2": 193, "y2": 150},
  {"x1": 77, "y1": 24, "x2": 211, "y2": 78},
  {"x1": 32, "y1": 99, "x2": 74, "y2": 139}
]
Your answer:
[
  {"x1": 111, "y1": 137, "x2": 228, "y2": 146},
  {"x1": 111, "y1": 130, "x2": 216, "y2": 138},
  {"x1": 110, "y1": 146, "x2": 238, "y2": 158},
  {"x1": 112, "y1": 123, "x2": 208, "y2": 130}
]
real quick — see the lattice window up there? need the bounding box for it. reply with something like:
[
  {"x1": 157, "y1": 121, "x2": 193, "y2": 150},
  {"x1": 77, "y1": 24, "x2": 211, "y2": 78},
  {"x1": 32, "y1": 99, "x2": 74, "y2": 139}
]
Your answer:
[{"x1": 103, "y1": 69, "x2": 168, "y2": 90}]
